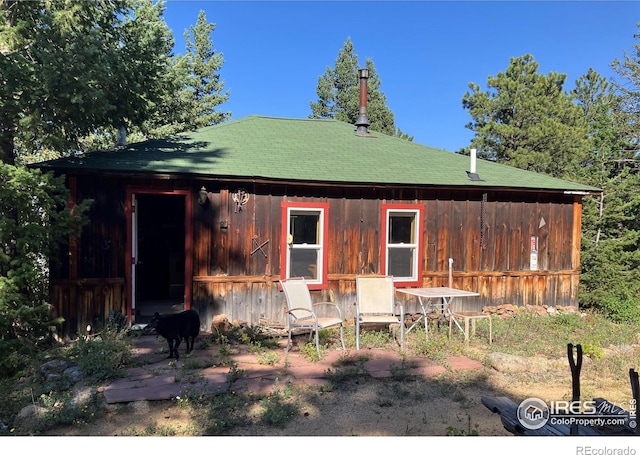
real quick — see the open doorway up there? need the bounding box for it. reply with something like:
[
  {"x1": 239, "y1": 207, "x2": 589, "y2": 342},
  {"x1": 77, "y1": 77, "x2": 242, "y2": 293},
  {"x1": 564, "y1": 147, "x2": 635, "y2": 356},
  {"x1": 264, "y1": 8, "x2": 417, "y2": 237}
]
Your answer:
[{"x1": 134, "y1": 193, "x2": 186, "y2": 323}]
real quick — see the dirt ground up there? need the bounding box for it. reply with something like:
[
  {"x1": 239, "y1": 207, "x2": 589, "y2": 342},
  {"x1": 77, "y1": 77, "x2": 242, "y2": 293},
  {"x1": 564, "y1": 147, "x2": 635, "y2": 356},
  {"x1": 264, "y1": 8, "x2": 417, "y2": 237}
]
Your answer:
[
  {"x1": 41, "y1": 345, "x2": 636, "y2": 437},
  {"x1": 44, "y1": 373, "x2": 510, "y2": 436}
]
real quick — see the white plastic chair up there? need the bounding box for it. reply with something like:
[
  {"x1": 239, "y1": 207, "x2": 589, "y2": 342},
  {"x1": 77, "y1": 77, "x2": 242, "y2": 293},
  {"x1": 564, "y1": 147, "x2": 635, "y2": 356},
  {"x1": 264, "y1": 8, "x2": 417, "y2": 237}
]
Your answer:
[
  {"x1": 355, "y1": 275, "x2": 405, "y2": 350},
  {"x1": 280, "y1": 277, "x2": 346, "y2": 357}
]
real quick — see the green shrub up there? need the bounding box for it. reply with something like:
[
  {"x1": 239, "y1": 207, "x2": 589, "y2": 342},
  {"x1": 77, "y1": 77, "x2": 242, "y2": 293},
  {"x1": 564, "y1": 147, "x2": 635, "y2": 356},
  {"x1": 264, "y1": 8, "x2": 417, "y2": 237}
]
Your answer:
[
  {"x1": 598, "y1": 288, "x2": 640, "y2": 323},
  {"x1": 67, "y1": 327, "x2": 132, "y2": 381},
  {"x1": 580, "y1": 342, "x2": 605, "y2": 360},
  {"x1": 0, "y1": 164, "x2": 91, "y2": 379}
]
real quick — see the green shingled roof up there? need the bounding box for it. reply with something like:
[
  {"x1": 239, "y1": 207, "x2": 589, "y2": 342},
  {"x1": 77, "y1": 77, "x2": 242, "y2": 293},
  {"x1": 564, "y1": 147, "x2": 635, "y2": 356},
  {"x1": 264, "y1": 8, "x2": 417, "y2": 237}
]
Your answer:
[{"x1": 37, "y1": 115, "x2": 600, "y2": 192}]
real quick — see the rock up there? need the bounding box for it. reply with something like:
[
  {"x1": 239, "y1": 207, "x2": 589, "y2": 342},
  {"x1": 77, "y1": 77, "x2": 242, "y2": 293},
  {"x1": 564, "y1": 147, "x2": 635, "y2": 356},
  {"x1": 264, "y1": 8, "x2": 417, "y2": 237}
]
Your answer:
[
  {"x1": 13, "y1": 404, "x2": 49, "y2": 433},
  {"x1": 69, "y1": 386, "x2": 96, "y2": 408},
  {"x1": 487, "y1": 352, "x2": 530, "y2": 373},
  {"x1": 488, "y1": 352, "x2": 570, "y2": 375},
  {"x1": 489, "y1": 352, "x2": 535, "y2": 372},
  {"x1": 40, "y1": 359, "x2": 68, "y2": 377},
  {"x1": 63, "y1": 366, "x2": 84, "y2": 383}
]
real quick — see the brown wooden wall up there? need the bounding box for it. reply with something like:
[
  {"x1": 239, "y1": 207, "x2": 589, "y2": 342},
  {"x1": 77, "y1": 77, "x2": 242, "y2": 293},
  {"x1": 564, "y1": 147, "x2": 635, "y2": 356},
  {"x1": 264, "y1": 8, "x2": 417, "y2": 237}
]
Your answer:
[{"x1": 50, "y1": 174, "x2": 584, "y2": 336}]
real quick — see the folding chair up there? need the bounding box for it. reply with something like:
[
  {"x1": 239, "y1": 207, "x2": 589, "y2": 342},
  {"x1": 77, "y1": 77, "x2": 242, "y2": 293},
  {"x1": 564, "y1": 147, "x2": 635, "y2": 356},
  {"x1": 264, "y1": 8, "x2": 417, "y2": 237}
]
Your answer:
[
  {"x1": 355, "y1": 275, "x2": 405, "y2": 350},
  {"x1": 280, "y1": 277, "x2": 346, "y2": 356}
]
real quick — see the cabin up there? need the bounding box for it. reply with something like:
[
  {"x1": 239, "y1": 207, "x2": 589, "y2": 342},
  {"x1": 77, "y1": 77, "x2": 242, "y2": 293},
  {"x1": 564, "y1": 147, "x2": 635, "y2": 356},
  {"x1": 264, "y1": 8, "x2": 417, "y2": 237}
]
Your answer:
[{"x1": 35, "y1": 80, "x2": 599, "y2": 337}]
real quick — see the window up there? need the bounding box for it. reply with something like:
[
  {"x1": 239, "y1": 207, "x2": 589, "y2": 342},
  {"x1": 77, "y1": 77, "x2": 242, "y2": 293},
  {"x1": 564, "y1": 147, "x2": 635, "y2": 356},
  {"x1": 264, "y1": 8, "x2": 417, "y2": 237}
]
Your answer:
[
  {"x1": 281, "y1": 202, "x2": 329, "y2": 289},
  {"x1": 381, "y1": 204, "x2": 424, "y2": 286}
]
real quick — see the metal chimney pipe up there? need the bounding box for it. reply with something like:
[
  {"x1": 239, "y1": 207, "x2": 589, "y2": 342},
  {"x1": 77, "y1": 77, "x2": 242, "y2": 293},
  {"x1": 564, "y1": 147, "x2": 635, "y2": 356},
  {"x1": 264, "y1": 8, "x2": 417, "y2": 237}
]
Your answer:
[{"x1": 355, "y1": 68, "x2": 370, "y2": 136}]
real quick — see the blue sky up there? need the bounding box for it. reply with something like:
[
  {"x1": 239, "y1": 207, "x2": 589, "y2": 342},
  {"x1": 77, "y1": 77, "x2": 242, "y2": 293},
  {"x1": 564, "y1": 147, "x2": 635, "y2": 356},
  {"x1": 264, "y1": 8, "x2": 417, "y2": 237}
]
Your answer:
[{"x1": 162, "y1": 1, "x2": 640, "y2": 152}]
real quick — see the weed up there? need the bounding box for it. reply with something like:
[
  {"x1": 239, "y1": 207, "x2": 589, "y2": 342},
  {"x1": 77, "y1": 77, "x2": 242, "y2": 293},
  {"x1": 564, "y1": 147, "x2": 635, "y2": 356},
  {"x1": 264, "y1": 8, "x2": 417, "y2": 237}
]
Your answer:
[
  {"x1": 389, "y1": 359, "x2": 415, "y2": 381},
  {"x1": 377, "y1": 397, "x2": 393, "y2": 407},
  {"x1": 257, "y1": 350, "x2": 280, "y2": 366},
  {"x1": 353, "y1": 328, "x2": 393, "y2": 349},
  {"x1": 182, "y1": 357, "x2": 205, "y2": 370},
  {"x1": 452, "y1": 390, "x2": 473, "y2": 409},
  {"x1": 581, "y1": 342, "x2": 605, "y2": 360},
  {"x1": 332, "y1": 352, "x2": 371, "y2": 367},
  {"x1": 390, "y1": 382, "x2": 411, "y2": 399},
  {"x1": 21, "y1": 387, "x2": 106, "y2": 434},
  {"x1": 446, "y1": 414, "x2": 479, "y2": 436},
  {"x1": 66, "y1": 327, "x2": 132, "y2": 381},
  {"x1": 299, "y1": 342, "x2": 321, "y2": 362},
  {"x1": 218, "y1": 342, "x2": 231, "y2": 356},
  {"x1": 318, "y1": 352, "x2": 371, "y2": 388},
  {"x1": 186, "y1": 391, "x2": 253, "y2": 435},
  {"x1": 198, "y1": 337, "x2": 213, "y2": 349},
  {"x1": 412, "y1": 331, "x2": 458, "y2": 361},
  {"x1": 259, "y1": 390, "x2": 299, "y2": 428},
  {"x1": 226, "y1": 362, "x2": 245, "y2": 386}
]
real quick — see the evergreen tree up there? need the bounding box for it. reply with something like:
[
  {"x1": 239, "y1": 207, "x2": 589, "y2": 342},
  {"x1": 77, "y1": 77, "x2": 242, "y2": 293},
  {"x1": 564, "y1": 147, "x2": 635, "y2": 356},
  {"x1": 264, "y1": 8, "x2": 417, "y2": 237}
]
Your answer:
[
  {"x1": 612, "y1": 23, "x2": 640, "y2": 147},
  {"x1": 310, "y1": 37, "x2": 408, "y2": 139},
  {"x1": 0, "y1": 163, "x2": 91, "y2": 376},
  {"x1": 572, "y1": 68, "x2": 640, "y2": 321},
  {"x1": 462, "y1": 54, "x2": 590, "y2": 178},
  {"x1": 146, "y1": 9, "x2": 230, "y2": 136}
]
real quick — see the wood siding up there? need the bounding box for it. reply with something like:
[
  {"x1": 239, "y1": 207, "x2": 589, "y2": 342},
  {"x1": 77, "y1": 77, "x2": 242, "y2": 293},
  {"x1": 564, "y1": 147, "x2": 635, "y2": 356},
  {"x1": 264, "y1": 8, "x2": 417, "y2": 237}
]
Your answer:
[{"x1": 50, "y1": 175, "x2": 584, "y2": 337}]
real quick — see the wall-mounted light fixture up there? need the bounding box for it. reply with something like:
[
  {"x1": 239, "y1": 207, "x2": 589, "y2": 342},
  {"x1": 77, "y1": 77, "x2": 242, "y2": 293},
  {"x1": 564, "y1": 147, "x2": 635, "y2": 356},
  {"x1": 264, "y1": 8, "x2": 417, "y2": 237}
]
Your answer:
[{"x1": 198, "y1": 186, "x2": 208, "y2": 205}]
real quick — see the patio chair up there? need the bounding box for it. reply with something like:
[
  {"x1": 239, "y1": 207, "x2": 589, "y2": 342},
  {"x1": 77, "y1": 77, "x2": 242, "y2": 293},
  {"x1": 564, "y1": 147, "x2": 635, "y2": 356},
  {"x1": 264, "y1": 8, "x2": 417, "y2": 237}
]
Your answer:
[
  {"x1": 280, "y1": 277, "x2": 346, "y2": 357},
  {"x1": 355, "y1": 275, "x2": 405, "y2": 350}
]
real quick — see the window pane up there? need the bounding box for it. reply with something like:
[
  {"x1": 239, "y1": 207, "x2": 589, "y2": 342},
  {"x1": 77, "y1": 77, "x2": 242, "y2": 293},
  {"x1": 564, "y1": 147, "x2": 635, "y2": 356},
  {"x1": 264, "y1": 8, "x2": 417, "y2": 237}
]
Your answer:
[
  {"x1": 389, "y1": 214, "x2": 414, "y2": 244},
  {"x1": 388, "y1": 247, "x2": 414, "y2": 278},
  {"x1": 291, "y1": 212, "x2": 319, "y2": 244},
  {"x1": 290, "y1": 248, "x2": 318, "y2": 279}
]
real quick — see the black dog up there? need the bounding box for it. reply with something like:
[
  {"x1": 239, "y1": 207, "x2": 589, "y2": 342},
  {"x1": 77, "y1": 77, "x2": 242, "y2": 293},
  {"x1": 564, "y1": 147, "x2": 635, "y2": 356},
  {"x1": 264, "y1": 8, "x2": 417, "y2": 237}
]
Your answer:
[{"x1": 147, "y1": 309, "x2": 200, "y2": 360}]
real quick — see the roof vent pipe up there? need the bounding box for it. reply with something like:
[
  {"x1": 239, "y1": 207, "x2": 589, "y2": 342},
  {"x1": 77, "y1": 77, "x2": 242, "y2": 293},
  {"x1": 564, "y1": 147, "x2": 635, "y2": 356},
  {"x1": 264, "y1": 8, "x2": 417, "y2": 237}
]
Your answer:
[
  {"x1": 470, "y1": 148, "x2": 477, "y2": 174},
  {"x1": 354, "y1": 68, "x2": 370, "y2": 136},
  {"x1": 466, "y1": 148, "x2": 484, "y2": 181}
]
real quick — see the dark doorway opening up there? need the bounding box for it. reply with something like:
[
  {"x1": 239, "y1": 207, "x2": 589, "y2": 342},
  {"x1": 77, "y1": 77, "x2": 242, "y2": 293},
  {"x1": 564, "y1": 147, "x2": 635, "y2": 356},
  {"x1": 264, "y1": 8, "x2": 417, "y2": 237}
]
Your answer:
[{"x1": 135, "y1": 193, "x2": 185, "y2": 322}]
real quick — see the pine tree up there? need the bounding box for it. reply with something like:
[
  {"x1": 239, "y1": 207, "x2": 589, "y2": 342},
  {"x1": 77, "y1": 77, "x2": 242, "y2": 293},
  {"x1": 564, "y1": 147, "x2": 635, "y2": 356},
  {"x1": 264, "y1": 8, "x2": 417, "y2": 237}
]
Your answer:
[
  {"x1": 571, "y1": 68, "x2": 640, "y2": 320},
  {"x1": 572, "y1": 26, "x2": 640, "y2": 322},
  {"x1": 147, "y1": 9, "x2": 230, "y2": 136},
  {"x1": 462, "y1": 54, "x2": 590, "y2": 178},
  {"x1": 310, "y1": 37, "x2": 405, "y2": 138}
]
